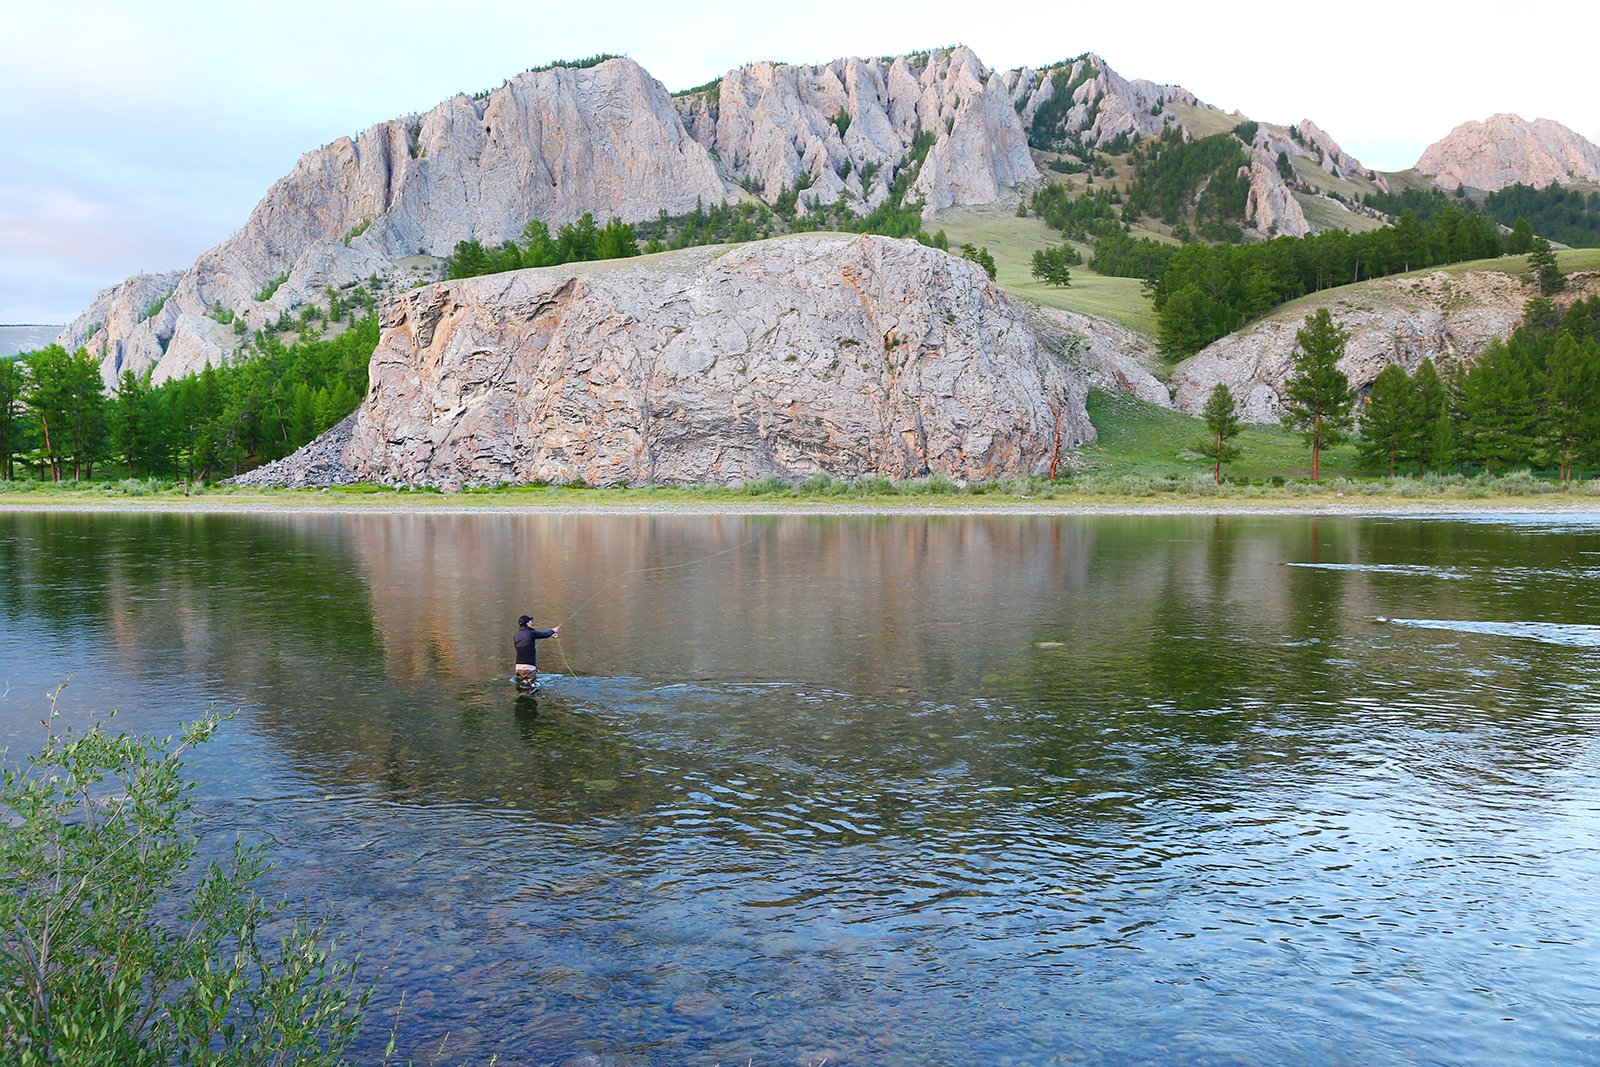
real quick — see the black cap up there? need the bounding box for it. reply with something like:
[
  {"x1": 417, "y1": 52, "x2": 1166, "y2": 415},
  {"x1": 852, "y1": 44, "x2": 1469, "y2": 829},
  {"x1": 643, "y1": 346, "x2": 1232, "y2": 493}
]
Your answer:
[{"x1": 518, "y1": 614, "x2": 532, "y2": 625}]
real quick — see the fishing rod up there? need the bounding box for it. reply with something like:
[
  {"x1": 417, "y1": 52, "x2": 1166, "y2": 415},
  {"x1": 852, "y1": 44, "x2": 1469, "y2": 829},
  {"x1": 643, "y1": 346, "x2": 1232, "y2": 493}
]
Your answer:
[{"x1": 542, "y1": 534, "x2": 762, "y2": 677}]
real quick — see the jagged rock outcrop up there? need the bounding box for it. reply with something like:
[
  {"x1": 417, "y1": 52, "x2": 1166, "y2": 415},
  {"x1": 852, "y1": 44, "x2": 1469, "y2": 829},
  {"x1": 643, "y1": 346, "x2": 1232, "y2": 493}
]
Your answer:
[
  {"x1": 1004, "y1": 54, "x2": 1204, "y2": 151},
  {"x1": 236, "y1": 235, "x2": 1095, "y2": 489},
  {"x1": 1242, "y1": 117, "x2": 1397, "y2": 238},
  {"x1": 1245, "y1": 151, "x2": 1312, "y2": 238},
  {"x1": 1167, "y1": 269, "x2": 1597, "y2": 421},
  {"x1": 1294, "y1": 119, "x2": 1373, "y2": 183},
  {"x1": 1417, "y1": 114, "x2": 1600, "y2": 191},
  {"x1": 61, "y1": 58, "x2": 730, "y2": 387},
  {"x1": 62, "y1": 49, "x2": 1073, "y2": 394},
  {"x1": 56, "y1": 270, "x2": 183, "y2": 369},
  {"x1": 680, "y1": 47, "x2": 1039, "y2": 217}
]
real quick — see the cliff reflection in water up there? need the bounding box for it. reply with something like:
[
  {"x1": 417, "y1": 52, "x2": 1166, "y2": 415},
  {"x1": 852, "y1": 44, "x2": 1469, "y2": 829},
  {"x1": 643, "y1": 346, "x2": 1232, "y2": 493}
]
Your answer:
[
  {"x1": 0, "y1": 511, "x2": 383, "y2": 750},
  {"x1": 245, "y1": 512, "x2": 1447, "y2": 805}
]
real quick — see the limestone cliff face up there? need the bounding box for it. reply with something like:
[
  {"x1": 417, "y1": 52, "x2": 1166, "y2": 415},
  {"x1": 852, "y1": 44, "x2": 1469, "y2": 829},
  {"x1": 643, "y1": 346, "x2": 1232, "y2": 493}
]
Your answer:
[
  {"x1": 236, "y1": 235, "x2": 1095, "y2": 489},
  {"x1": 1167, "y1": 269, "x2": 1597, "y2": 422},
  {"x1": 1294, "y1": 119, "x2": 1373, "y2": 183},
  {"x1": 55, "y1": 270, "x2": 182, "y2": 373},
  {"x1": 1006, "y1": 54, "x2": 1203, "y2": 151},
  {"x1": 61, "y1": 58, "x2": 729, "y2": 387},
  {"x1": 1245, "y1": 151, "x2": 1312, "y2": 238},
  {"x1": 57, "y1": 46, "x2": 1241, "y2": 397},
  {"x1": 678, "y1": 47, "x2": 1038, "y2": 216},
  {"x1": 1417, "y1": 114, "x2": 1600, "y2": 191}
]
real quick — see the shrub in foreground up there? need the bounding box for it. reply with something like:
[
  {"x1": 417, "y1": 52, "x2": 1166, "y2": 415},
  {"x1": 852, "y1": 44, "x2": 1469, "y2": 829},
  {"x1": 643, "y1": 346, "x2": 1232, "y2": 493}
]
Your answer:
[{"x1": 0, "y1": 695, "x2": 370, "y2": 1065}]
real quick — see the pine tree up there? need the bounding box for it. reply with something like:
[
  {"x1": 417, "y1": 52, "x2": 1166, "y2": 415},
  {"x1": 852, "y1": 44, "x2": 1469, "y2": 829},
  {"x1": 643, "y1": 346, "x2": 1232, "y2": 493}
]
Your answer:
[
  {"x1": 445, "y1": 239, "x2": 490, "y2": 279},
  {"x1": 1430, "y1": 406, "x2": 1457, "y2": 475},
  {"x1": 1508, "y1": 216, "x2": 1534, "y2": 255},
  {"x1": 0, "y1": 357, "x2": 24, "y2": 480},
  {"x1": 1411, "y1": 358, "x2": 1448, "y2": 474},
  {"x1": 1543, "y1": 333, "x2": 1600, "y2": 480},
  {"x1": 1527, "y1": 235, "x2": 1566, "y2": 296},
  {"x1": 596, "y1": 217, "x2": 641, "y2": 260},
  {"x1": 1029, "y1": 245, "x2": 1074, "y2": 287},
  {"x1": 62, "y1": 348, "x2": 108, "y2": 480},
  {"x1": 23, "y1": 344, "x2": 73, "y2": 481},
  {"x1": 1391, "y1": 210, "x2": 1426, "y2": 272},
  {"x1": 521, "y1": 219, "x2": 561, "y2": 267},
  {"x1": 960, "y1": 244, "x2": 997, "y2": 279},
  {"x1": 1283, "y1": 309, "x2": 1357, "y2": 479},
  {"x1": 1191, "y1": 383, "x2": 1243, "y2": 484},
  {"x1": 1357, "y1": 364, "x2": 1418, "y2": 476},
  {"x1": 557, "y1": 213, "x2": 600, "y2": 262},
  {"x1": 1459, "y1": 339, "x2": 1540, "y2": 472},
  {"x1": 109, "y1": 369, "x2": 149, "y2": 477}
]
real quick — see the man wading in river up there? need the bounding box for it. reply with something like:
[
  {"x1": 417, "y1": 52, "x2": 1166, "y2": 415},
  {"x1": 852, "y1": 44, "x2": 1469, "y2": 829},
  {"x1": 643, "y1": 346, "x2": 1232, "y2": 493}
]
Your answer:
[{"x1": 514, "y1": 615, "x2": 560, "y2": 690}]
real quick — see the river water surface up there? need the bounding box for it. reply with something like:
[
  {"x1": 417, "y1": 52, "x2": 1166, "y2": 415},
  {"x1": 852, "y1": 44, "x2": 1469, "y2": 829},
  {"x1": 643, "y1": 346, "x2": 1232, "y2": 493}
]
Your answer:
[{"x1": 3, "y1": 510, "x2": 1599, "y2": 1066}]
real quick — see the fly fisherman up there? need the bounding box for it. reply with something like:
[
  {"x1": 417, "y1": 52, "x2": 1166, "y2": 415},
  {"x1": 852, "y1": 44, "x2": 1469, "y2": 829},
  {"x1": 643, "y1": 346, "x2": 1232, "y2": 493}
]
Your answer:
[{"x1": 514, "y1": 615, "x2": 560, "y2": 690}]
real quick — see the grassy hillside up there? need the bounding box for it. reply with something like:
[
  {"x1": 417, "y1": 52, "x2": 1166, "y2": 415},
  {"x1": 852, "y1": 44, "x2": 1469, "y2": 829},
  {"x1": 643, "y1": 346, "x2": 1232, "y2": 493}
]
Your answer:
[
  {"x1": 932, "y1": 202, "x2": 1160, "y2": 335},
  {"x1": 1085, "y1": 388, "x2": 1365, "y2": 480}
]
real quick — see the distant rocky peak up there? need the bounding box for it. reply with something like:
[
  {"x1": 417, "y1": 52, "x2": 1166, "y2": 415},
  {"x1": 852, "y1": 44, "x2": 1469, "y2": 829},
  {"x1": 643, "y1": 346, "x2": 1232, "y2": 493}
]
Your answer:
[{"x1": 1417, "y1": 114, "x2": 1600, "y2": 191}]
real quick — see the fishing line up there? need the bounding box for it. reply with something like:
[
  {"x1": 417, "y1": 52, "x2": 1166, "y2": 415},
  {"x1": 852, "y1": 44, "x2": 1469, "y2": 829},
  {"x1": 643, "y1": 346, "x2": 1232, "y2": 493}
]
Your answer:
[{"x1": 544, "y1": 534, "x2": 762, "y2": 676}]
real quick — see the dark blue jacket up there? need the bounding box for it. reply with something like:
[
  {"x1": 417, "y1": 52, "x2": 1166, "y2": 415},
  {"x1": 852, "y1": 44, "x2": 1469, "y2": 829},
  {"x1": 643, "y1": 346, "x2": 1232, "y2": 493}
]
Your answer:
[{"x1": 514, "y1": 625, "x2": 555, "y2": 666}]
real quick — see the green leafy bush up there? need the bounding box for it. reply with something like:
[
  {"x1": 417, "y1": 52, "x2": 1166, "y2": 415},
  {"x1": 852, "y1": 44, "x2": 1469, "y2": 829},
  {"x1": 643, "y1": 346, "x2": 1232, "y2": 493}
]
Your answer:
[
  {"x1": 0, "y1": 697, "x2": 371, "y2": 1065},
  {"x1": 254, "y1": 272, "x2": 290, "y2": 302}
]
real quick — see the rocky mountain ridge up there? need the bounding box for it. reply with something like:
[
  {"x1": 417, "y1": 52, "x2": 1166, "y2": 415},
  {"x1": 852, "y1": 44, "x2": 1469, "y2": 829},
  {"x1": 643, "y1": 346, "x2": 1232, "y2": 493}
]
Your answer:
[
  {"x1": 56, "y1": 42, "x2": 1592, "y2": 453},
  {"x1": 62, "y1": 46, "x2": 1333, "y2": 391},
  {"x1": 1417, "y1": 114, "x2": 1600, "y2": 192}
]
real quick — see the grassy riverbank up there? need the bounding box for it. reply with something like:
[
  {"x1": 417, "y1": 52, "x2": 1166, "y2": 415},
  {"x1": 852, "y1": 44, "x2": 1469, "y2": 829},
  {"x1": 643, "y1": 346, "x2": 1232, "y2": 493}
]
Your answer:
[
  {"x1": 10, "y1": 385, "x2": 1600, "y2": 513},
  {"x1": 3, "y1": 468, "x2": 1599, "y2": 513}
]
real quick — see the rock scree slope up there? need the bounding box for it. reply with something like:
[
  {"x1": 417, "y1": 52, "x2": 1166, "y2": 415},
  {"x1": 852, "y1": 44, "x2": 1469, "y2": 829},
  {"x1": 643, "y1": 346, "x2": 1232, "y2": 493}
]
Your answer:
[{"x1": 233, "y1": 235, "x2": 1095, "y2": 489}]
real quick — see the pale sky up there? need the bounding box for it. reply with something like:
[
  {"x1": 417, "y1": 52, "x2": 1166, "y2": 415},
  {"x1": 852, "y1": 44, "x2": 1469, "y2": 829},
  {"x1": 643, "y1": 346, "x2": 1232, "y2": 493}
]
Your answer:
[{"x1": 4, "y1": 0, "x2": 1596, "y2": 324}]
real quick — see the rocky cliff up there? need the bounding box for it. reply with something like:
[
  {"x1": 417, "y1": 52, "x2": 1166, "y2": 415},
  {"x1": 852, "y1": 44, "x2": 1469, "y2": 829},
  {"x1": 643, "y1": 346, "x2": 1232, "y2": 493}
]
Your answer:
[
  {"x1": 676, "y1": 47, "x2": 1037, "y2": 217},
  {"x1": 60, "y1": 58, "x2": 731, "y2": 387},
  {"x1": 1006, "y1": 54, "x2": 1202, "y2": 152},
  {"x1": 57, "y1": 47, "x2": 1232, "y2": 394},
  {"x1": 1417, "y1": 114, "x2": 1600, "y2": 192},
  {"x1": 1167, "y1": 268, "x2": 1598, "y2": 422},
  {"x1": 233, "y1": 235, "x2": 1094, "y2": 489}
]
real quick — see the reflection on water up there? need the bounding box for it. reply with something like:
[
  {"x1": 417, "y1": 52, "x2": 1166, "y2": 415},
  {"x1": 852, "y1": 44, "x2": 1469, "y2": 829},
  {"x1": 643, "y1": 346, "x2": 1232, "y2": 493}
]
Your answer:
[
  {"x1": 4, "y1": 511, "x2": 1600, "y2": 1066},
  {"x1": 1383, "y1": 617, "x2": 1600, "y2": 646}
]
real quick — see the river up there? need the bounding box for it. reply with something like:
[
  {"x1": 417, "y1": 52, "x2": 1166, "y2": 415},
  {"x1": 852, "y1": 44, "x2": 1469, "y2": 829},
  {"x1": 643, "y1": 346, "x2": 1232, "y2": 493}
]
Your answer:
[{"x1": 2, "y1": 509, "x2": 1598, "y2": 1066}]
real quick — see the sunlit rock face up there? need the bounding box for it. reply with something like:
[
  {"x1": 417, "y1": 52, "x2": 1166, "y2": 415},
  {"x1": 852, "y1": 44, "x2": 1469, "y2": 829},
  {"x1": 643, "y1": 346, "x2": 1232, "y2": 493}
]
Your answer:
[
  {"x1": 61, "y1": 58, "x2": 730, "y2": 387},
  {"x1": 1417, "y1": 114, "x2": 1600, "y2": 192},
  {"x1": 684, "y1": 47, "x2": 1038, "y2": 216},
  {"x1": 235, "y1": 235, "x2": 1096, "y2": 489}
]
